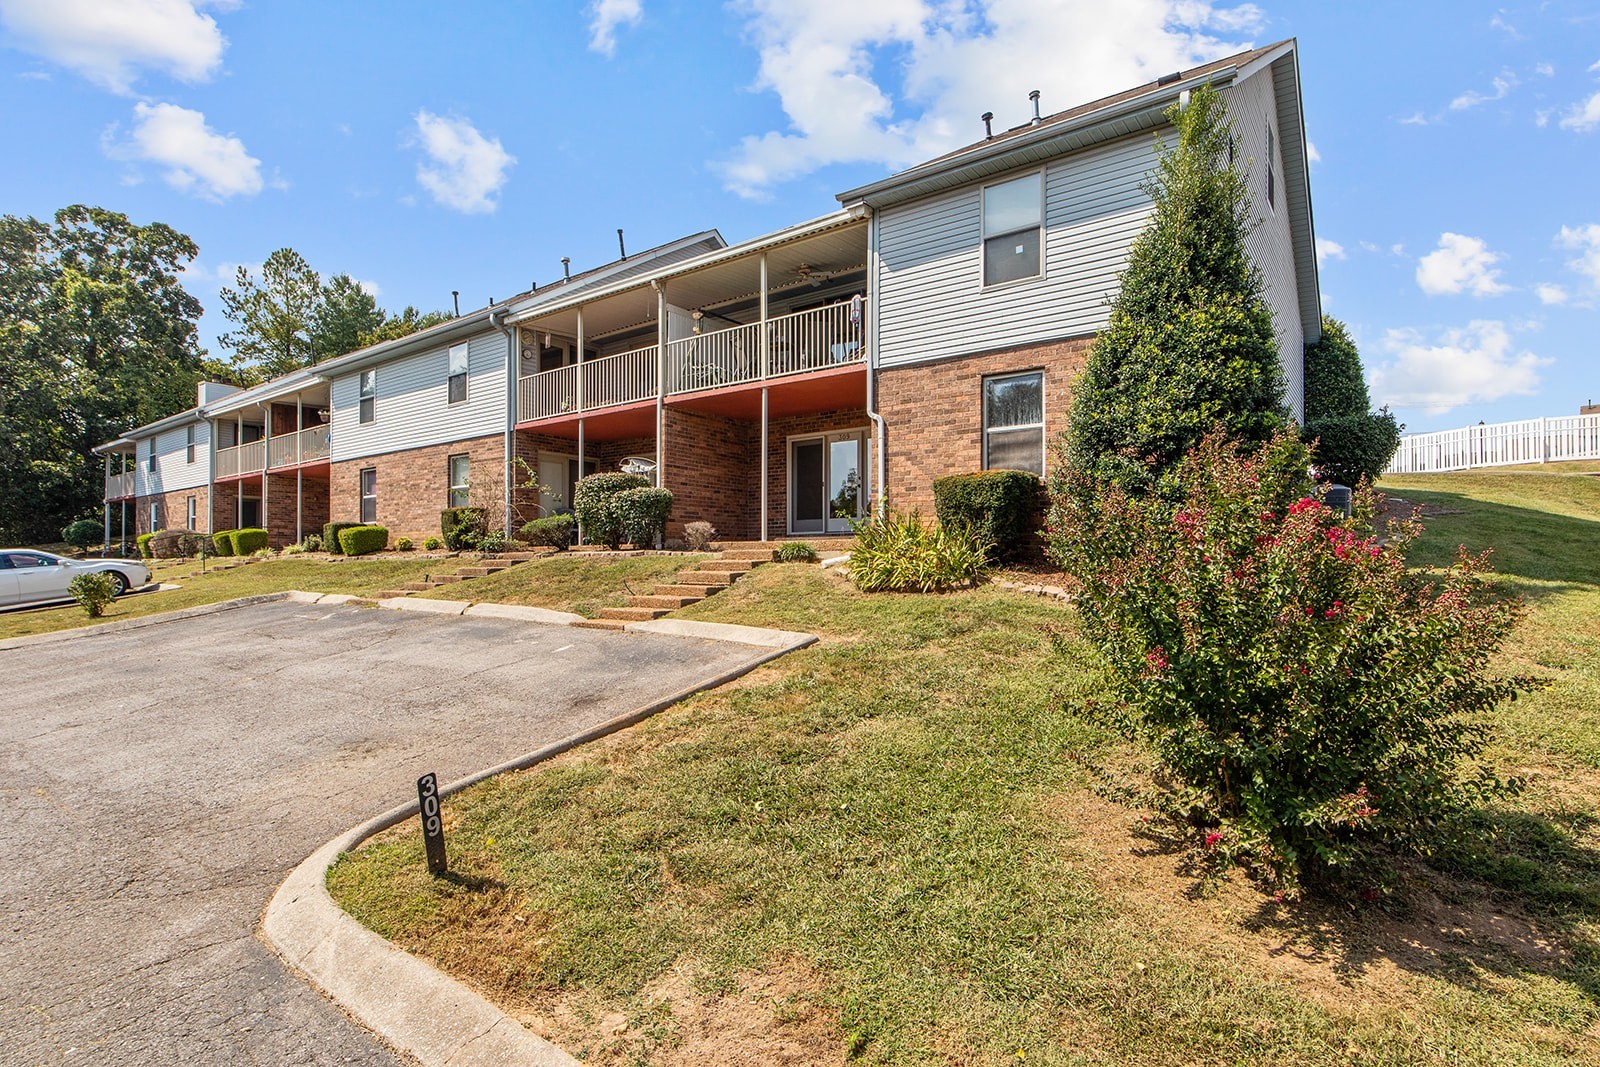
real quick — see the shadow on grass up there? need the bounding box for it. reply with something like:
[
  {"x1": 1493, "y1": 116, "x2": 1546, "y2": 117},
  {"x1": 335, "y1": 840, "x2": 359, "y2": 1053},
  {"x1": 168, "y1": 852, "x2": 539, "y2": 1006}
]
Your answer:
[{"x1": 1392, "y1": 490, "x2": 1600, "y2": 588}]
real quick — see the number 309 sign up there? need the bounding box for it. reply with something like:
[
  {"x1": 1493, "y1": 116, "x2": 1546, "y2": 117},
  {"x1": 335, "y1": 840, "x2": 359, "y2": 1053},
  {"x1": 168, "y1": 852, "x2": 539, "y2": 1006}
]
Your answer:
[{"x1": 416, "y1": 772, "x2": 448, "y2": 876}]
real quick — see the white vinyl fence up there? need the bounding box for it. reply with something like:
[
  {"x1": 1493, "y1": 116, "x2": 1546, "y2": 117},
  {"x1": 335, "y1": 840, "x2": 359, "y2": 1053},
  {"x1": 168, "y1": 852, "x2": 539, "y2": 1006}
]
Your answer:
[{"x1": 1385, "y1": 414, "x2": 1600, "y2": 474}]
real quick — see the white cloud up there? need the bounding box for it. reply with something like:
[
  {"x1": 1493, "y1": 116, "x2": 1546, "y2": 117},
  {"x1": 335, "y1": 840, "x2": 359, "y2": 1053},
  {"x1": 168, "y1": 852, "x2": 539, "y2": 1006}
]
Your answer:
[
  {"x1": 1560, "y1": 91, "x2": 1600, "y2": 132},
  {"x1": 1536, "y1": 108, "x2": 1553, "y2": 127},
  {"x1": 1305, "y1": 139, "x2": 1321, "y2": 163},
  {"x1": 1315, "y1": 237, "x2": 1345, "y2": 265},
  {"x1": 588, "y1": 0, "x2": 643, "y2": 56},
  {"x1": 1416, "y1": 233, "x2": 1511, "y2": 296},
  {"x1": 356, "y1": 278, "x2": 381, "y2": 297},
  {"x1": 1370, "y1": 321, "x2": 1550, "y2": 415},
  {"x1": 104, "y1": 102, "x2": 262, "y2": 201},
  {"x1": 714, "y1": 0, "x2": 1266, "y2": 198},
  {"x1": 1535, "y1": 61, "x2": 1555, "y2": 77},
  {"x1": 1489, "y1": 14, "x2": 1523, "y2": 40},
  {"x1": 1399, "y1": 111, "x2": 1429, "y2": 126},
  {"x1": 1450, "y1": 70, "x2": 1518, "y2": 111},
  {"x1": 0, "y1": 0, "x2": 231, "y2": 94},
  {"x1": 411, "y1": 110, "x2": 516, "y2": 214},
  {"x1": 1558, "y1": 223, "x2": 1600, "y2": 291},
  {"x1": 1391, "y1": 243, "x2": 1406, "y2": 257},
  {"x1": 1536, "y1": 283, "x2": 1569, "y2": 305}
]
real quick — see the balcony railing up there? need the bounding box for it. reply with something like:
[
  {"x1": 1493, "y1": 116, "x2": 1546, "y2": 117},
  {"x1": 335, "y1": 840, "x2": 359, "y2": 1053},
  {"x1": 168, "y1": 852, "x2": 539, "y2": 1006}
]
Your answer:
[
  {"x1": 105, "y1": 470, "x2": 135, "y2": 499},
  {"x1": 216, "y1": 439, "x2": 266, "y2": 479},
  {"x1": 266, "y1": 424, "x2": 331, "y2": 468},
  {"x1": 516, "y1": 302, "x2": 866, "y2": 422}
]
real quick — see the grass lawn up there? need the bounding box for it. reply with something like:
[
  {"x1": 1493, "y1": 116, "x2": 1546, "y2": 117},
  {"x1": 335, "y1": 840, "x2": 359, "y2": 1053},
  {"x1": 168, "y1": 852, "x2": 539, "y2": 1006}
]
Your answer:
[
  {"x1": 326, "y1": 468, "x2": 1600, "y2": 1065},
  {"x1": 0, "y1": 555, "x2": 445, "y2": 641},
  {"x1": 416, "y1": 553, "x2": 711, "y2": 617}
]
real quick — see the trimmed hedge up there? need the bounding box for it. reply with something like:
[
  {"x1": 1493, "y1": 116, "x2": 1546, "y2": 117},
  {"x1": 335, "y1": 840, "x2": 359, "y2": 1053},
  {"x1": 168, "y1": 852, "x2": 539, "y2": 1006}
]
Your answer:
[
  {"x1": 441, "y1": 507, "x2": 488, "y2": 550},
  {"x1": 212, "y1": 530, "x2": 236, "y2": 556},
  {"x1": 1304, "y1": 410, "x2": 1403, "y2": 488},
  {"x1": 932, "y1": 470, "x2": 1042, "y2": 562},
  {"x1": 324, "y1": 522, "x2": 362, "y2": 555},
  {"x1": 338, "y1": 525, "x2": 389, "y2": 556},
  {"x1": 231, "y1": 528, "x2": 269, "y2": 555},
  {"x1": 137, "y1": 532, "x2": 157, "y2": 558},
  {"x1": 62, "y1": 518, "x2": 102, "y2": 550},
  {"x1": 614, "y1": 486, "x2": 673, "y2": 548},
  {"x1": 572, "y1": 472, "x2": 651, "y2": 549},
  {"x1": 149, "y1": 528, "x2": 206, "y2": 559},
  {"x1": 521, "y1": 514, "x2": 576, "y2": 549}
]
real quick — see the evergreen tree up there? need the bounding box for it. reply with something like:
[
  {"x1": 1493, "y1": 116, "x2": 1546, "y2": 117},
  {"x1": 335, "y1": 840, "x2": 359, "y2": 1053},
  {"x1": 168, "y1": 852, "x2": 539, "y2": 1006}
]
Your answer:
[
  {"x1": 1301, "y1": 315, "x2": 1402, "y2": 484},
  {"x1": 312, "y1": 273, "x2": 384, "y2": 361},
  {"x1": 1062, "y1": 84, "x2": 1286, "y2": 496},
  {"x1": 218, "y1": 248, "x2": 322, "y2": 385},
  {"x1": 358, "y1": 305, "x2": 453, "y2": 348}
]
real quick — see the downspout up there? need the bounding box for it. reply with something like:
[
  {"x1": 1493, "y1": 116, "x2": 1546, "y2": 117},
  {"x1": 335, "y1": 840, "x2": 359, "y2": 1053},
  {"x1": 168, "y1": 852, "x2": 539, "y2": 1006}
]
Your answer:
[
  {"x1": 863, "y1": 206, "x2": 887, "y2": 518},
  {"x1": 489, "y1": 308, "x2": 515, "y2": 535}
]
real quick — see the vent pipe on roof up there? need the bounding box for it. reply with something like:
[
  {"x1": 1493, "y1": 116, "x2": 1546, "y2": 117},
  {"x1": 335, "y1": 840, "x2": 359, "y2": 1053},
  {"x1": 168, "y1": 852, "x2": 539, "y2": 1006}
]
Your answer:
[
  {"x1": 452, "y1": 291, "x2": 460, "y2": 316},
  {"x1": 617, "y1": 229, "x2": 627, "y2": 260},
  {"x1": 561, "y1": 257, "x2": 572, "y2": 283},
  {"x1": 981, "y1": 111, "x2": 994, "y2": 139},
  {"x1": 1029, "y1": 90, "x2": 1041, "y2": 125},
  {"x1": 1158, "y1": 70, "x2": 1182, "y2": 86}
]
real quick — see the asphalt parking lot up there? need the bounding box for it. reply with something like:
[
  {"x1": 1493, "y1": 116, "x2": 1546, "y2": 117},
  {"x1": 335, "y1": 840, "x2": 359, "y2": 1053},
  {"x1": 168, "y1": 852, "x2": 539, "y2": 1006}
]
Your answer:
[{"x1": 0, "y1": 600, "x2": 770, "y2": 1065}]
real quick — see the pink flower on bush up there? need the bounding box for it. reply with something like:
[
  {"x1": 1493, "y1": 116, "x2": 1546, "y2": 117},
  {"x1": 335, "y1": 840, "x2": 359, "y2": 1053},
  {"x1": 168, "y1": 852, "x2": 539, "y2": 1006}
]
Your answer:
[
  {"x1": 1146, "y1": 648, "x2": 1170, "y2": 671},
  {"x1": 1288, "y1": 497, "x2": 1320, "y2": 516},
  {"x1": 1204, "y1": 832, "x2": 1223, "y2": 849}
]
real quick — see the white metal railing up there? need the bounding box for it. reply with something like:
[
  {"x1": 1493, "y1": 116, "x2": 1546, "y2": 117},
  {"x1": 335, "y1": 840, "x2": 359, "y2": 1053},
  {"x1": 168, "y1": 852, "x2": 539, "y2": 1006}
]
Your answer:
[
  {"x1": 1385, "y1": 414, "x2": 1600, "y2": 473},
  {"x1": 105, "y1": 470, "x2": 135, "y2": 499},
  {"x1": 581, "y1": 345, "x2": 658, "y2": 411},
  {"x1": 266, "y1": 424, "x2": 331, "y2": 468},
  {"x1": 516, "y1": 301, "x2": 868, "y2": 420},
  {"x1": 215, "y1": 439, "x2": 266, "y2": 479}
]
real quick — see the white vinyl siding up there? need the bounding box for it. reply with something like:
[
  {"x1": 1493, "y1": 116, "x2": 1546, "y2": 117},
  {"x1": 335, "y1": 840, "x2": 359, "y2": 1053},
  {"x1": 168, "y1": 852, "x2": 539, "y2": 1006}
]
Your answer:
[
  {"x1": 135, "y1": 420, "x2": 210, "y2": 497},
  {"x1": 876, "y1": 132, "x2": 1161, "y2": 368},
  {"x1": 330, "y1": 331, "x2": 507, "y2": 461},
  {"x1": 1226, "y1": 64, "x2": 1306, "y2": 418}
]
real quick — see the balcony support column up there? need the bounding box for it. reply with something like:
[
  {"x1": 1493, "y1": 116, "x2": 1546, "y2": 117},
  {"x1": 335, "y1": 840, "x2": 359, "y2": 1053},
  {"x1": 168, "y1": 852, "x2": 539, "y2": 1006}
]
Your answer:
[
  {"x1": 296, "y1": 468, "x2": 303, "y2": 545},
  {"x1": 655, "y1": 282, "x2": 666, "y2": 488},
  {"x1": 759, "y1": 253, "x2": 769, "y2": 380},
  {"x1": 103, "y1": 455, "x2": 111, "y2": 550},
  {"x1": 575, "y1": 307, "x2": 585, "y2": 546},
  {"x1": 760, "y1": 387, "x2": 769, "y2": 544}
]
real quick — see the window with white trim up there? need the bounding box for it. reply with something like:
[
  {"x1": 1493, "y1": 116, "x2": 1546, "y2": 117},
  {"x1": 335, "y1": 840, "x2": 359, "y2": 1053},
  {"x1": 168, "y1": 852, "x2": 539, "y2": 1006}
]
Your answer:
[
  {"x1": 186, "y1": 495, "x2": 196, "y2": 530},
  {"x1": 447, "y1": 343, "x2": 468, "y2": 405},
  {"x1": 359, "y1": 467, "x2": 377, "y2": 523},
  {"x1": 359, "y1": 370, "x2": 376, "y2": 424},
  {"x1": 146, "y1": 445, "x2": 156, "y2": 472},
  {"x1": 447, "y1": 454, "x2": 470, "y2": 508},
  {"x1": 982, "y1": 172, "x2": 1043, "y2": 286},
  {"x1": 983, "y1": 371, "x2": 1045, "y2": 475},
  {"x1": 150, "y1": 501, "x2": 161, "y2": 530},
  {"x1": 185, "y1": 425, "x2": 196, "y2": 463}
]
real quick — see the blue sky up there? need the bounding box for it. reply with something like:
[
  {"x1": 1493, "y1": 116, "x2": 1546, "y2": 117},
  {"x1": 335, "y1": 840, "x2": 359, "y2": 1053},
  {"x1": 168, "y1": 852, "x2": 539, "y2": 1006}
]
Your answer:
[{"x1": 1, "y1": 0, "x2": 1597, "y2": 434}]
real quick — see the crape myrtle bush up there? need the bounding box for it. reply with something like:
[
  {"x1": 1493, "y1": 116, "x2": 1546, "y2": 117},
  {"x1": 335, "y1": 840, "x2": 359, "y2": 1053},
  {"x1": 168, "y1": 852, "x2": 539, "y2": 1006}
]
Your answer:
[
  {"x1": 613, "y1": 486, "x2": 673, "y2": 548},
  {"x1": 1046, "y1": 427, "x2": 1541, "y2": 893},
  {"x1": 849, "y1": 508, "x2": 991, "y2": 593},
  {"x1": 338, "y1": 524, "x2": 388, "y2": 556},
  {"x1": 572, "y1": 472, "x2": 651, "y2": 549},
  {"x1": 932, "y1": 470, "x2": 1042, "y2": 562},
  {"x1": 69, "y1": 572, "x2": 115, "y2": 618}
]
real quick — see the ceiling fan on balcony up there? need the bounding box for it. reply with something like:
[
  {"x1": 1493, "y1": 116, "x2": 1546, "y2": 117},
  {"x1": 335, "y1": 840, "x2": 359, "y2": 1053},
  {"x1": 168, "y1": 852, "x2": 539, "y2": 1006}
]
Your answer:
[{"x1": 793, "y1": 262, "x2": 835, "y2": 288}]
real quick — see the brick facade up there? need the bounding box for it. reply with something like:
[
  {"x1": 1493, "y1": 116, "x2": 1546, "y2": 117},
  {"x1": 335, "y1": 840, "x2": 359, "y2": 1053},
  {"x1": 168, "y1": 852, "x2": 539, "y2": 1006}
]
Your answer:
[
  {"x1": 875, "y1": 336, "x2": 1092, "y2": 515},
  {"x1": 134, "y1": 487, "x2": 210, "y2": 536},
  {"x1": 329, "y1": 435, "x2": 504, "y2": 544},
  {"x1": 264, "y1": 471, "x2": 331, "y2": 546}
]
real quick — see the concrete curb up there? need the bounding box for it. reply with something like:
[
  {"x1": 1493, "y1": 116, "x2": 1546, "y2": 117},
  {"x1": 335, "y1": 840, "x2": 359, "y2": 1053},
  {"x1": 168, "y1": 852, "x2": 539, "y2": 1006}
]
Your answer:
[
  {"x1": 625, "y1": 617, "x2": 818, "y2": 650},
  {"x1": 0, "y1": 592, "x2": 294, "y2": 652},
  {"x1": 464, "y1": 602, "x2": 587, "y2": 626},
  {"x1": 378, "y1": 597, "x2": 470, "y2": 616},
  {"x1": 260, "y1": 615, "x2": 819, "y2": 1066}
]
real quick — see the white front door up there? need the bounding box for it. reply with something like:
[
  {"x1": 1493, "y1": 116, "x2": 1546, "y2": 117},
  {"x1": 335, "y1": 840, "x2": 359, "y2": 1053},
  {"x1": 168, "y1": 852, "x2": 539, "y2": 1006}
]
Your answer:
[
  {"x1": 537, "y1": 452, "x2": 598, "y2": 516},
  {"x1": 789, "y1": 431, "x2": 867, "y2": 535}
]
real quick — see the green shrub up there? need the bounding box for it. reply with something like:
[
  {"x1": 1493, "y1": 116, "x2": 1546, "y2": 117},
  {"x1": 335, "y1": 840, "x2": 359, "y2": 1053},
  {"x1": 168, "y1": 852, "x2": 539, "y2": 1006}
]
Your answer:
[
  {"x1": 572, "y1": 472, "x2": 651, "y2": 549},
  {"x1": 1304, "y1": 409, "x2": 1402, "y2": 487},
  {"x1": 282, "y1": 542, "x2": 305, "y2": 555},
  {"x1": 933, "y1": 470, "x2": 1042, "y2": 562},
  {"x1": 683, "y1": 520, "x2": 717, "y2": 552},
  {"x1": 478, "y1": 530, "x2": 510, "y2": 553},
  {"x1": 1063, "y1": 83, "x2": 1286, "y2": 499},
  {"x1": 212, "y1": 530, "x2": 236, "y2": 556},
  {"x1": 775, "y1": 541, "x2": 818, "y2": 562},
  {"x1": 613, "y1": 486, "x2": 673, "y2": 547},
  {"x1": 68, "y1": 572, "x2": 116, "y2": 618},
  {"x1": 1303, "y1": 316, "x2": 1372, "y2": 423},
  {"x1": 136, "y1": 532, "x2": 157, "y2": 558},
  {"x1": 62, "y1": 518, "x2": 101, "y2": 550},
  {"x1": 394, "y1": 536, "x2": 414, "y2": 551},
  {"x1": 1045, "y1": 426, "x2": 1541, "y2": 894},
  {"x1": 422, "y1": 536, "x2": 443, "y2": 551},
  {"x1": 338, "y1": 524, "x2": 389, "y2": 556},
  {"x1": 300, "y1": 533, "x2": 324, "y2": 552},
  {"x1": 324, "y1": 522, "x2": 362, "y2": 555},
  {"x1": 176, "y1": 532, "x2": 211, "y2": 558},
  {"x1": 440, "y1": 507, "x2": 488, "y2": 550},
  {"x1": 848, "y1": 509, "x2": 991, "y2": 592},
  {"x1": 231, "y1": 528, "x2": 269, "y2": 554},
  {"x1": 521, "y1": 514, "x2": 576, "y2": 549}
]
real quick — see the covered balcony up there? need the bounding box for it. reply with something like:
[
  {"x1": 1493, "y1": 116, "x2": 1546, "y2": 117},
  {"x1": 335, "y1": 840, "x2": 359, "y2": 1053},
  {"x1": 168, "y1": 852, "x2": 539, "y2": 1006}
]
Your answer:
[{"x1": 212, "y1": 384, "x2": 332, "y2": 482}]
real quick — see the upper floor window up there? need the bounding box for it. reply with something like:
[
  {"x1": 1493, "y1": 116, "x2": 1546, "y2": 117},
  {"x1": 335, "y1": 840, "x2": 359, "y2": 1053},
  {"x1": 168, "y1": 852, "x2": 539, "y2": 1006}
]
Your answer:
[
  {"x1": 185, "y1": 425, "x2": 196, "y2": 464},
  {"x1": 447, "y1": 344, "x2": 468, "y2": 404},
  {"x1": 983, "y1": 371, "x2": 1045, "y2": 476},
  {"x1": 982, "y1": 172, "x2": 1043, "y2": 286},
  {"x1": 146, "y1": 447, "x2": 156, "y2": 472},
  {"x1": 359, "y1": 370, "x2": 376, "y2": 424},
  {"x1": 447, "y1": 454, "x2": 470, "y2": 508}
]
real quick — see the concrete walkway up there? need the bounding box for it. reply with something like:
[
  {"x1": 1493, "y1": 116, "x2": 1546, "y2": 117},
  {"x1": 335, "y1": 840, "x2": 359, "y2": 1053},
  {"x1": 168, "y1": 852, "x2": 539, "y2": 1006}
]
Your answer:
[{"x1": 1, "y1": 599, "x2": 778, "y2": 1065}]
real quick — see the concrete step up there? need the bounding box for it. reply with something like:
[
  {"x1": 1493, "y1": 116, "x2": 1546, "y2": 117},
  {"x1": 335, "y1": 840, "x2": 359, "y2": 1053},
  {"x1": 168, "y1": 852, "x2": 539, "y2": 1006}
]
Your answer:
[
  {"x1": 573, "y1": 618, "x2": 629, "y2": 630},
  {"x1": 455, "y1": 565, "x2": 508, "y2": 578},
  {"x1": 484, "y1": 552, "x2": 546, "y2": 562},
  {"x1": 653, "y1": 582, "x2": 727, "y2": 597},
  {"x1": 718, "y1": 548, "x2": 778, "y2": 562},
  {"x1": 696, "y1": 560, "x2": 756, "y2": 574},
  {"x1": 400, "y1": 581, "x2": 437, "y2": 592},
  {"x1": 598, "y1": 606, "x2": 672, "y2": 622},
  {"x1": 431, "y1": 574, "x2": 463, "y2": 584},
  {"x1": 627, "y1": 594, "x2": 700, "y2": 609},
  {"x1": 375, "y1": 589, "x2": 414, "y2": 600}
]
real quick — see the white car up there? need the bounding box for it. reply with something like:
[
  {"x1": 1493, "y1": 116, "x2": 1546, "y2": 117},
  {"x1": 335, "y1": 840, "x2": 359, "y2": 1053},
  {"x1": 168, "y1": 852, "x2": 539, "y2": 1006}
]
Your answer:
[{"x1": 0, "y1": 550, "x2": 152, "y2": 607}]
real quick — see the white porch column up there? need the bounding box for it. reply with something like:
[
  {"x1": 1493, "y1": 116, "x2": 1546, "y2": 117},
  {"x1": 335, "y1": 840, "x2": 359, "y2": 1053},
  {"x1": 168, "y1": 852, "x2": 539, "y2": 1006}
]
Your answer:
[
  {"x1": 235, "y1": 412, "x2": 244, "y2": 529},
  {"x1": 295, "y1": 397, "x2": 303, "y2": 543},
  {"x1": 655, "y1": 283, "x2": 667, "y2": 487},
  {"x1": 296, "y1": 469, "x2": 303, "y2": 544},
  {"x1": 758, "y1": 253, "x2": 769, "y2": 380},
  {"x1": 103, "y1": 455, "x2": 111, "y2": 549},
  {"x1": 575, "y1": 306, "x2": 586, "y2": 546},
  {"x1": 761, "y1": 388, "x2": 769, "y2": 544}
]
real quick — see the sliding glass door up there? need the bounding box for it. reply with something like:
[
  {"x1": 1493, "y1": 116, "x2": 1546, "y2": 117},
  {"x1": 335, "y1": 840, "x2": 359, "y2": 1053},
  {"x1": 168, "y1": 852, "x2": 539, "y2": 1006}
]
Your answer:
[{"x1": 790, "y1": 430, "x2": 867, "y2": 535}]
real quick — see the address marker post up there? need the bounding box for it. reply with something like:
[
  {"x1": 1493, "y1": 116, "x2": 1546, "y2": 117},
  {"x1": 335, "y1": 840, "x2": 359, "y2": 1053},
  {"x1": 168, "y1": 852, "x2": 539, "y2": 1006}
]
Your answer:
[{"x1": 416, "y1": 772, "x2": 448, "y2": 876}]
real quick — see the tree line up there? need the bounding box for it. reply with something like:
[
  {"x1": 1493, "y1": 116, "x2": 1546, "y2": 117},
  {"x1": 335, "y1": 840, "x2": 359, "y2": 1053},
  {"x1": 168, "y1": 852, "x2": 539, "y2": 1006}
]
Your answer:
[{"x1": 0, "y1": 205, "x2": 450, "y2": 545}]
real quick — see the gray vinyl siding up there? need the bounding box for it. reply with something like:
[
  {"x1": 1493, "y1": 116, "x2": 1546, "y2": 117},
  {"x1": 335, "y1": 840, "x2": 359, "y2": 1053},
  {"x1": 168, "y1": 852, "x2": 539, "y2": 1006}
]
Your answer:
[
  {"x1": 1227, "y1": 64, "x2": 1306, "y2": 418},
  {"x1": 329, "y1": 331, "x2": 507, "y2": 461},
  {"x1": 875, "y1": 132, "x2": 1161, "y2": 368},
  {"x1": 136, "y1": 420, "x2": 209, "y2": 497}
]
